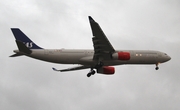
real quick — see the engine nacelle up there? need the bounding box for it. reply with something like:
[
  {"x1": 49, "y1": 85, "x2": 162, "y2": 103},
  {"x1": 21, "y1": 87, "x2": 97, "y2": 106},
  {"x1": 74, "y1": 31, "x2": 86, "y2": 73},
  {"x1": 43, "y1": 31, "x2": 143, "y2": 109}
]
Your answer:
[
  {"x1": 97, "y1": 66, "x2": 115, "y2": 75},
  {"x1": 112, "y1": 52, "x2": 130, "y2": 60}
]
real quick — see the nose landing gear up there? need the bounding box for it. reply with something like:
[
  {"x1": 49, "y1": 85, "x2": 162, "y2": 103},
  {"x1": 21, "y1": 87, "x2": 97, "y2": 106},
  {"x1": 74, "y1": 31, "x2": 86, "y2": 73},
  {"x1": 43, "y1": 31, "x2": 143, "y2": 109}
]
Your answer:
[
  {"x1": 155, "y1": 63, "x2": 160, "y2": 70},
  {"x1": 155, "y1": 66, "x2": 159, "y2": 70}
]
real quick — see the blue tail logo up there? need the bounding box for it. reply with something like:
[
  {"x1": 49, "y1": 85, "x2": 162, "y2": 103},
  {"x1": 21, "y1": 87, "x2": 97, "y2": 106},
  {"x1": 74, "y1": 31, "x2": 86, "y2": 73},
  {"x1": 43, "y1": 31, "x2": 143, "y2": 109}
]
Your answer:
[{"x1": 11, "y1": 28, "x2": 42, "y2": 49}]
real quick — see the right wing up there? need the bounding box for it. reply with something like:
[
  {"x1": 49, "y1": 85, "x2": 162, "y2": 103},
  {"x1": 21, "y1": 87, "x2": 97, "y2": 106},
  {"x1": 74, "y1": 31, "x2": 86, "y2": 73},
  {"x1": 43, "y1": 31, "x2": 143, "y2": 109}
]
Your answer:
[
  {"x1": 89, "y1": 16, "x2": 115, "y2": 60},
  {"x1": 52, "y1": 65, "x2": 90, "y2": 72}
]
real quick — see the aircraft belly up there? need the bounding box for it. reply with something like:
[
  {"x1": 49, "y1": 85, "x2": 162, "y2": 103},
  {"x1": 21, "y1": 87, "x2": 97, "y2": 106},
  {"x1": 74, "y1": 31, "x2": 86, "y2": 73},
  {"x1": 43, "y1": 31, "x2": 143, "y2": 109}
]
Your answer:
[
  {"x1": 55, "y1": 53, "x2": 83, "y2": 64},
  {"x1": 79, "y1": 56, "x2": 96, "y2": 65}
]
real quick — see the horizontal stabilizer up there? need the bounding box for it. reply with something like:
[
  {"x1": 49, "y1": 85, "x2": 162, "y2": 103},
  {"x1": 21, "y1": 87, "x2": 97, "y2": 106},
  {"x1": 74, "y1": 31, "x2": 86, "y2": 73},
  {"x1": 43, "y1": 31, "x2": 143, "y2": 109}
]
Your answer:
[
  {"x1": 16, "y1": 40, "x2": 32, "y2": 54},
  {"x1": 9, "y1": 53, "x2": 23, "y2": 57}
]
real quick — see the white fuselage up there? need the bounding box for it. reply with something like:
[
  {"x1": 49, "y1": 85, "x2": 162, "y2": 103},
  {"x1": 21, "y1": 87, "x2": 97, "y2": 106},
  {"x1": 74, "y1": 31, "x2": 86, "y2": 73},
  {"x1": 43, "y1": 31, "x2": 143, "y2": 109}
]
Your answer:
[{"x1": 15, "y1": 49, "x2": 171, "y2": 66}]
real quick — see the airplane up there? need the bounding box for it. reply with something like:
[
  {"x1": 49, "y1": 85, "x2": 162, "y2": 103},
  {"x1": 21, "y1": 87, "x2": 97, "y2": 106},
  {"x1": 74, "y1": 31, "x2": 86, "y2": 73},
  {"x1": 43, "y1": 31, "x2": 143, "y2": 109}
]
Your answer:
[{"x1": 10, "y1": 16, "x2": 171, "y2": 77}]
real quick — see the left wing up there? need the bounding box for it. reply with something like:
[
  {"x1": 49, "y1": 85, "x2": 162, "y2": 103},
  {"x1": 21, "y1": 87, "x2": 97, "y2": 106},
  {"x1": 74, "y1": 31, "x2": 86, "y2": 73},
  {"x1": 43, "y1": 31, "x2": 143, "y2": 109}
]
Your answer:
[
  {"x1": 89, "y1": 16, "x2": 115, "y2": 60},
  {"x1": 52, "y1": 65, "x2": 90, "y2": 72}
]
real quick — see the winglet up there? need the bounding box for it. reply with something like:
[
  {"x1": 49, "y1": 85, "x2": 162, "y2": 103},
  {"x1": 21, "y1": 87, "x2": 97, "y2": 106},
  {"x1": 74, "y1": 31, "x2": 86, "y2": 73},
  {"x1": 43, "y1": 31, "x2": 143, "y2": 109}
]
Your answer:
[{"x1": 88, "y1": 16, "x2": 96, "y2": 23}]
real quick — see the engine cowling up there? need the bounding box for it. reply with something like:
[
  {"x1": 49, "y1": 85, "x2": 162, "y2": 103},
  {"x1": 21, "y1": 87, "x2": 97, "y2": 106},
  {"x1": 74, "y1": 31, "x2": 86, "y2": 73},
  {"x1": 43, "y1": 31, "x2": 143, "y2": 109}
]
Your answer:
[
  {"x1": 97, "y1": 66, "x2": 115, "y2": 75},
  {"x1": 112, "y1": 52, "x2": 130, "y2": 60}
]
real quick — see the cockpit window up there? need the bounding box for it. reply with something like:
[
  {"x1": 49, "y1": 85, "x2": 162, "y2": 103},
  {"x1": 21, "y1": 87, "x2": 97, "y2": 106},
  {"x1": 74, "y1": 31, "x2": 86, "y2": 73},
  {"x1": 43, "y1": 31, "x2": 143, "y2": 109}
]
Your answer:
[{"x1": 164, "y1": 53, "x2": 167, "y2": 55}]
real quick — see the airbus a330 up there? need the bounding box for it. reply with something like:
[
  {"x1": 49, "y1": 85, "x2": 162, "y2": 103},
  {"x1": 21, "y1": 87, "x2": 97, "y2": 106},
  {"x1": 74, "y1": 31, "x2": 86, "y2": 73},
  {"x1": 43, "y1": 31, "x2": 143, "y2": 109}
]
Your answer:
[{"x1": 10, "y1": 16, "x2": 171, "y2": 77}]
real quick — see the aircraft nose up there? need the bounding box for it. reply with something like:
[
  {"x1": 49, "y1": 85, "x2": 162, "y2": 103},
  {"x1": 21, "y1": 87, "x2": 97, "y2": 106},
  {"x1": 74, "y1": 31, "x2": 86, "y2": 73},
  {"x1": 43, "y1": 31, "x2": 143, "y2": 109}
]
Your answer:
[
  {"x1": 166, "y1": 55, "x2": 171, "y2": 61},
  {"x1": 168, "y1": 55, "x2": 171, "y2": 61}
]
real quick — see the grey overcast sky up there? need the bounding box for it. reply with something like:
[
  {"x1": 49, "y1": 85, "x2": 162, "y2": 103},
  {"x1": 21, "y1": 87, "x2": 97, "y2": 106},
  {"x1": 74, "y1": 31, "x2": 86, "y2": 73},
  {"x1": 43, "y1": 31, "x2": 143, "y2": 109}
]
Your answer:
[{"x1": 0, "y1": 0, "x2": 180, "y2": 110}]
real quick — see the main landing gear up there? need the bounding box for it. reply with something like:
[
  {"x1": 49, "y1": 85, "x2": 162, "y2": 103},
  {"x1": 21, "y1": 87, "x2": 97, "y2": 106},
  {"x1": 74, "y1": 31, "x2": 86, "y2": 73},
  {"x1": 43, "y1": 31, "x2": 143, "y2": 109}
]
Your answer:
[
  {"x1": 87, "y1": 69, "x2": 96, "y2": 77},
  {"x1": 87, "y1": 61, "x2": 104, "y2": 77},
  {"x1": 87, "y1": 61, "x2": 103, "y2": 77},
  {"x1": 155, "y1": 63, "x2": 159, "y2": 70}
]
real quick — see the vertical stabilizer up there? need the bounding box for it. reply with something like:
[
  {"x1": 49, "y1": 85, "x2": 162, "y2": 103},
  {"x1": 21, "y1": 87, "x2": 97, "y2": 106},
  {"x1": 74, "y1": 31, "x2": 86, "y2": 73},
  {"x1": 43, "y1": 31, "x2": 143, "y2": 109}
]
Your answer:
[{"x1": 11, "y1": 28, "x2": 42, "y2": 49}]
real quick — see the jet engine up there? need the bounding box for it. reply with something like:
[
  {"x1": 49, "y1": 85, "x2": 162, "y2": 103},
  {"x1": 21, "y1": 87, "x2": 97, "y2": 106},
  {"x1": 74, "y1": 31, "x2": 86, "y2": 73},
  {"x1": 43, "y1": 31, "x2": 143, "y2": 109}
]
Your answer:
[
  {"x1": 112, "y1": 52, "x2": 130, "y2": 60},
  {"x1": 97, "y1": 66, "x2": 115, "y2": 75}
]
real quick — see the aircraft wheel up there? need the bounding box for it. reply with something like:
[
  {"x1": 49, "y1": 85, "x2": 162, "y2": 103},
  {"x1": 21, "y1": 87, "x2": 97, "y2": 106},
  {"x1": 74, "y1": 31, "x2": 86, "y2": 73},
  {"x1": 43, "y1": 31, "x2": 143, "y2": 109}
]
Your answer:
[
  {"x1": 87, "y1": 73, "x2": 91, "y2": 77},
  {"x1": 87, "y1": 69, "x2": 96, "y2": 77},
  {"x1": 91, "y1": 70, "x2": 96, "y2": 75},
  {"x1": 155, "y1": 67, "x2": 159, "y2": 70}
]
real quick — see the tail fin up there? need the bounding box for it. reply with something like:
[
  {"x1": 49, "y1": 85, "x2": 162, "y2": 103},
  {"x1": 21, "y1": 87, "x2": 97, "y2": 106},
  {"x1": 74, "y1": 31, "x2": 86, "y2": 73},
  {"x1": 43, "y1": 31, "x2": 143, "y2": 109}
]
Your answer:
[{"x1": 11, "y1": 28, "x2": 42, "y2": 49}]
